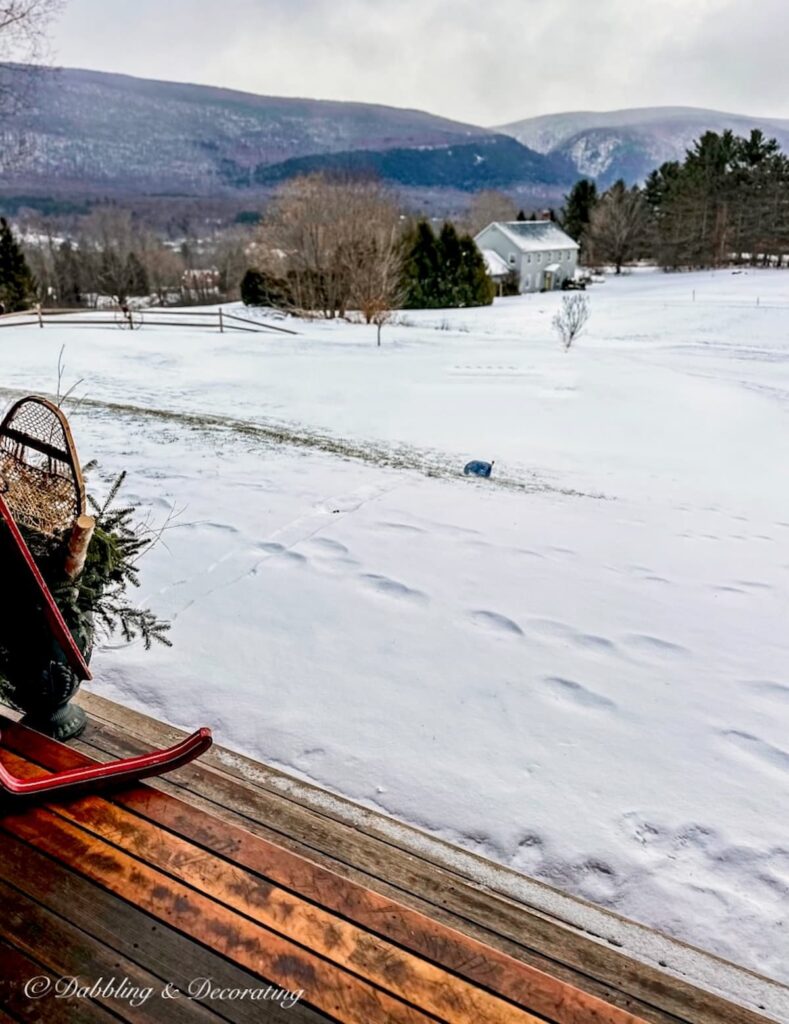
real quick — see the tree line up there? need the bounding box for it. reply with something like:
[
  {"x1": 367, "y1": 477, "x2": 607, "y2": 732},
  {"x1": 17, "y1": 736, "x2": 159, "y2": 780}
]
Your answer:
[
  {"x1": 561, "y1": 129, "x2": 789, "y2": 271},
  {"x1": 0, "y1": 208, "x2": 251, "y2": 311},
  {"x1": 3, "y1": 128, "x2": 789, "y2": 317},
  {"x1": 240, "y1": 175, "x2": 494, "y2": 335}
]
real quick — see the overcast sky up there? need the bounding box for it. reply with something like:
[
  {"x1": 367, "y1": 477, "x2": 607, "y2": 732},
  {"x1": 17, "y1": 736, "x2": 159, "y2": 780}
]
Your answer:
[{"x1": 49, "y1": 0, "x2": 789, "y2": 126}]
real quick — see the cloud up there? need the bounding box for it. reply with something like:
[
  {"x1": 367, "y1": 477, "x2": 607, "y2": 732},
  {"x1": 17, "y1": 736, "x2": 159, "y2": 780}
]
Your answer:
[{"x1": 50, "y1": 0, "x2": 789, "y2": 125}]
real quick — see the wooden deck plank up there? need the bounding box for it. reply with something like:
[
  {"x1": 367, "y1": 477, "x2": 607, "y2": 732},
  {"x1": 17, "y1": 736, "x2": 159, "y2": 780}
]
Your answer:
[
  {"x1": 2, "y1": 720, "x2": 646, "y2": 1024},
  {"x1": 72, "y1": 718, "x2": 662, "y2": 1022},
  {"x1": 0, "y1": 830, "x2": 330, "y2": 1024},
  {"x1": 0, "y1": 747, "x2": 546, "y2": 1024},
  {"x1": 2, "y1": 699, "x2": 784, "y2": 1024},
  {"x1": 68, "y1": 709, "x2": 777, "y2": 1024},
  {"x1": 0, "y1": 804, "x2": 475, "y2": 1024},
  {"x1": 70, "y1": 718, "x2": 667, "y2": 1008},
  {"x1": 0, "y1": 939, "x2": 120, "y2": 1023},
  {"x1": 0, "y1": 877, "x2": 224, "y2": 1024}
]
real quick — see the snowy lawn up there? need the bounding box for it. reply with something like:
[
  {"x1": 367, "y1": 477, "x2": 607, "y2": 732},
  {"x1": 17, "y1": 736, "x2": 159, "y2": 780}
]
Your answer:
[{"x1": 1, "y1": 268, "x2": 788, "y2": 981}]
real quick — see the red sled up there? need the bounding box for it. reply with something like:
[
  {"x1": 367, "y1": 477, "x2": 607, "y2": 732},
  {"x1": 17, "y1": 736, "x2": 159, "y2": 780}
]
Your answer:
[{"x1": 0, "y1": 489, "x2": 212, "y2": 799}]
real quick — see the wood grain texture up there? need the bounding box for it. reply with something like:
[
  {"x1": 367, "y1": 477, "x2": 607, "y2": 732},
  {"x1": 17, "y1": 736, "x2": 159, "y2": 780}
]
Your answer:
[
  {"x1": 0, "y1": 746, "x2": 545, "y2": 1024},
  {"x1": 2, "y1": 707, "x2": 781, "y2": 1024},
  {"x1": 0, "y1": 878, "x2": 223, "y2": 1024},
  {"x1": 67, "y1": 710, "x2": 779, "y2": 1024},
  {"x1": 0, "y1": 938, "x2": 118, "y2": 1023},
  {"x1": 0, "y1": 802, "x2": 485, "y2": 1024},
  {"x1": 1, "y1": 721, "x2": 646, "y2": 1024},
  {"x1": 0, "y1": 830, "x2": 329, "y2": 1024}
]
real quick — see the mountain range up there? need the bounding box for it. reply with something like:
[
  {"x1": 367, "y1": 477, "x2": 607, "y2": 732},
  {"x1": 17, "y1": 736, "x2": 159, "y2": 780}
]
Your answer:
[
  {"x1": 497, "y1": 106, "x2": 789, "y2": 186},
  {"x1": 1, "y1": 66, "x2": 788, "y2": 204}
]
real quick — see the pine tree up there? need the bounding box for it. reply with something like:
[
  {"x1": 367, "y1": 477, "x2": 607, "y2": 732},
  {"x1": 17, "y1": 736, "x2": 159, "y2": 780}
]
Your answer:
[
  {"x1": 401, "y1": 220, "x2": 441, "y2": 308},
  {"x1": 0, "y1": 218, "x2": 36, "y2": 313},
  {"x1": 401, "y1": 219, "x2": 494, "y2": 309},
  {"x1": 644, "y1": 129, "x2": 789, "y2": 269},
  {"x1": 561, "y1": 180, "x2": 599, "y2": 244},
  {"x1": 437, "y1": 222, "x2": 463, "y2": 305},
  {"x1": 459, "y1": 234, "x2": 496, "y2": 306},
  {"x1": 54, "y1": 241, "x2": 83, "y2": 307}
]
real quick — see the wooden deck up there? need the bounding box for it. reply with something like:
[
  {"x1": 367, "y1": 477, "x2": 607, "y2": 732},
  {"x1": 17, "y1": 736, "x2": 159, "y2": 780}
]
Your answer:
[{"x1": 0, "y1": 694, "x2": 785, "y2": 1023}]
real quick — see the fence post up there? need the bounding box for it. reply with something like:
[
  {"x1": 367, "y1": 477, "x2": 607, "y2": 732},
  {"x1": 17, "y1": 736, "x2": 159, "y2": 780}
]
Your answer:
[
  {"x1": 219, "y1": 308, "x2": 224, "y2": 333},
  {"x1": 37, "y1": 304, "x2": 43, "y2": 328}
]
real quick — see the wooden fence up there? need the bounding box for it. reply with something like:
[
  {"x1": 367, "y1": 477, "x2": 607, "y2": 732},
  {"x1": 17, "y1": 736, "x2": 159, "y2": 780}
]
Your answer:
[{"x1": 0, "y1": 306, "x2": 298, "y2": 336}]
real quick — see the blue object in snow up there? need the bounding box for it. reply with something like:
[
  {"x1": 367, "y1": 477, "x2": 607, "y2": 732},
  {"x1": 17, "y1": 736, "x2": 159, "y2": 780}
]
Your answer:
[{"x1": 463, "y1": 460, "x2": 494, "y2": 478}]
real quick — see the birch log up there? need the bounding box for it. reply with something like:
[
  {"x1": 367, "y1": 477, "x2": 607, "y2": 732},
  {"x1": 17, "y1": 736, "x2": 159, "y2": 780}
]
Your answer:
[{"x1": 64, "y1": 514, "x2": 96, "y2": 580}]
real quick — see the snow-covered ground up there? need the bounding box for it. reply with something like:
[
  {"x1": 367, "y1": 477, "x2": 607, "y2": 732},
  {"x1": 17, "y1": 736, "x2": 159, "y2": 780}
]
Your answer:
[{"x1": 2, "y1": 268, "x2": 788, "y2": 982}]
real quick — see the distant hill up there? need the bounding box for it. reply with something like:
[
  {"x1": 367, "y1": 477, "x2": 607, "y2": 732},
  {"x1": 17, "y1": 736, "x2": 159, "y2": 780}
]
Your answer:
[
  {"x1": 247, "y1": 135, "x2": 571, "y2": 191},
  {"x1": 496, "y1": 107, "x2": 789, "y2": 186},
  {"x1": 5, "y1": 68, "x2": 781, "y2": 204},
  {"x1": 0, "y1": 65, "x2": 498, "y2": 195}
]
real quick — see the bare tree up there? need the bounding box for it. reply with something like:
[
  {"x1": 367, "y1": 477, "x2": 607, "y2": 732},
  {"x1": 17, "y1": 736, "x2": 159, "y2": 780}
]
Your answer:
[
  {"x1": 585, "y1": 180, "x2": 649, "y2": 274},
  {"x1": 257, "y1": 175, "x2": 403, "y2": 320},
  {"x1": 553, "y1": 293, "x2": 590, "y2": 351},
  {"x1": 348, "y1": 224, "x2": 404, "y2": 345},
  {"x1": 465, "y1": 190, "x2": 518, "y2": 235},
  {"x1": 0, "y1": 2, "x2": 63, "y2": 120},
  {"x1": 139, "y1": 240, "x2": 184, "y2": 306}
]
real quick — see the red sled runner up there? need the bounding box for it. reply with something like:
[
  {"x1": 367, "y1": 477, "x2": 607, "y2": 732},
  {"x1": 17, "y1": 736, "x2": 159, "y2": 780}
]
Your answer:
[{"x1": 0, "y1": 397, "x2": 212, "y2": 801}]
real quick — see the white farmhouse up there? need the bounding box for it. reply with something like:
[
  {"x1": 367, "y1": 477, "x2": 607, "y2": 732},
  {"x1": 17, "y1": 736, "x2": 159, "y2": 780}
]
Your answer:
[{"x1": 475, "y1": 220, "x2": 579, "y2": 293}]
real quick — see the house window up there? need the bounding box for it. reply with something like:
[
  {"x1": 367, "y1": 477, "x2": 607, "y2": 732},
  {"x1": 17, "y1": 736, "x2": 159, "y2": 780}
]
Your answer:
[
  {"x1": 527, "y1": 254, "x2": 532, "y2": 264},
  {"x1": 536, "y1": 253, "x2": 541, "y2": 263},
  {"x1": 508, "y1": 253, "x2": 517, "y2": 266},
  {"x1": 545, "y1": 251, "x2": 552, "y2": 261}
]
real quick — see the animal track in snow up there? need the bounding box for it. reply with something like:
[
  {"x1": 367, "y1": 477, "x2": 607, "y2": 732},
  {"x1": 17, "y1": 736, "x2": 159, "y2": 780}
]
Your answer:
[
  {"x1": 359, "y1": 574, "x2": 429, "y2": 604},
  {"x1": 469, "y1": 610, "x2": 524, "y2": 636},
  {"x1": 528, "y1": 619, "x2": 618, "y2": 655},
  {"x1": 541, "y1": 676, "x2": 616, "y2": 711},
  {"x1": 746, "y1": 680, "x2": 789, "y2": 703},
  {"x1": 307, "y1": 537, "x2": 350, "y2": 555},
  {"x1": 721, "y1": 731, "x2": 789, "y2": 774},
  {"x1": 511, "y1": 833, "x2": 545, "y2": 873},
  {"x1": 623, "y1": 634, "x2": 690, "y2": 659},
  {"x1": 375, "y1": 520, "x2": 426, "y2": 534}
]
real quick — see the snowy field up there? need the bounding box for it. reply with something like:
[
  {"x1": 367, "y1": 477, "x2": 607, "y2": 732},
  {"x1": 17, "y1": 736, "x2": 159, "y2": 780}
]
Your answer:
[{"x1": 1, "y1": 268, "x2": 788, "y2": 982}]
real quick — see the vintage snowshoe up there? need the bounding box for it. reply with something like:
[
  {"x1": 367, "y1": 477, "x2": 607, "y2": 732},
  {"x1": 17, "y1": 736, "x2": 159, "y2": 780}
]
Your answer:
[{"x1": 0, "y1": 396, "x2": 211, "y2": 799}]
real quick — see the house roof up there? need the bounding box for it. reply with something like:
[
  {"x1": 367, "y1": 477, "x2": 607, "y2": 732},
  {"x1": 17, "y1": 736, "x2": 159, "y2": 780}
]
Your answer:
[
  {"x1": 478, "y1": 221, "x2": 579, "y2": 253},
  {"x1": 481, "y1": 248, "x2": 510, "y2": 278}
]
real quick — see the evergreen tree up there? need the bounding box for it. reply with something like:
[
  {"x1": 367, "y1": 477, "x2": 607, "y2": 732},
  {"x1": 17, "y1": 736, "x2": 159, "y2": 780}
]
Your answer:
[
  {"x1": 401, "y1": 220, "x2": 441, "y2": 308},
  {"x1": 401, "y1": 219, "x2": 494, "y2": 308},
  {"x1": 437, "y1": 222, "x2": 463, "y2": 305},
  {"x1": 458, "y1": 234, "x2": 496, "y2": 306},
  {"x1": 0, "y1": 218, "x2": 36, "y2": 313},
  {"x1": 54, "y1": 241, "x2": 83, "y2": 307},
  {"x1": 516, "y1": 209, "x2": 527, "y2": 221},
  {"x1": 561, "y1": 180, "x2": 599, "y2": 244},
  {"x1": 645, "y1": 129, "x2": 789, "y2": 269}
]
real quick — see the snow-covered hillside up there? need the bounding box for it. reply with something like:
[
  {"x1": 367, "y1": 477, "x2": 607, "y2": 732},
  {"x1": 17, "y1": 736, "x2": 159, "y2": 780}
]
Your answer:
[
  {"x1": 1, "y1": 269, "x2": 788, "y2": 982},
  {"x1": 497, "y1": 106, "x2": 789, "y2": 184}
]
